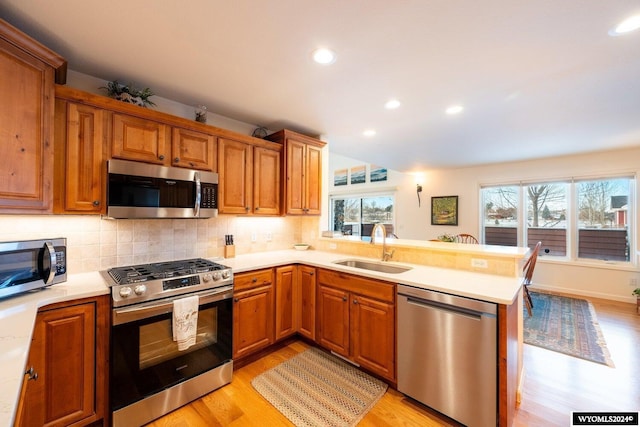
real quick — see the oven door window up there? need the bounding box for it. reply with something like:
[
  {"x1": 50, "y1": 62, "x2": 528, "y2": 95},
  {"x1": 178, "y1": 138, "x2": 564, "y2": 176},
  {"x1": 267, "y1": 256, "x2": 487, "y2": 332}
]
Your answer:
[{"x1": 111, "y1": 298, "x2": 232, "y2": 411}]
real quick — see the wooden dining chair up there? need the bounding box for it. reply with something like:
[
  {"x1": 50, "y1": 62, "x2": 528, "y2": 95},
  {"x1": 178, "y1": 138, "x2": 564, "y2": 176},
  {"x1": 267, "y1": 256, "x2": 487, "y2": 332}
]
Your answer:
[
  {"x1": 522, "y1": 241, "x2": 542, "y2": 317},
  {"x1": 455, "y1": 233, "x2": 479, "y2": 244}
]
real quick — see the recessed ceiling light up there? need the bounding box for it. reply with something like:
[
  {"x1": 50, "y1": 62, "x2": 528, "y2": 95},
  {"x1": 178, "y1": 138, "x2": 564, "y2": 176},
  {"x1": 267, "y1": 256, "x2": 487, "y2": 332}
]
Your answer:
[
  {"x1": 363, "y1": 129, "x2": 376, "y2": 137},
  {"x1": 385, "y1": 99, "x2": 401, "y2": 109},
  {"x1": 609, "y1": 14, "x2": 640, "y2": 36},
  {"x1": 445, "y1": 105, "x2": 464, "y2": 115},
  {"x1": 312, "y1": 48, "x2": 336, "y2": 64}
]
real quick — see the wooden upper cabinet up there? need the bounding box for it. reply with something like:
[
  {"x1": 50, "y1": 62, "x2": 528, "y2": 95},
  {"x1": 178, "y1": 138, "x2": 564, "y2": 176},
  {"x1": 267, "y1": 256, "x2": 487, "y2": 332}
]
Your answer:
[
  {"x1": 0, "y1": 20, "x2": 66, "y2": 213},
  {"x1": 172, "y1": 127, "x2": 216, "y2": 171},
  {"x1": 254, "y1": 146, "x2": 281, "y2": 215},
  {"x1": 218, "y1": 138, "x2": 253, "y2": 214},
  {"x1": 266, "y1": 129, "x2": 325, "y2": 215},
  {"x1": 54, "y1": 99, "x2": 106, "y2": 214},
  {"x1": 111, "y1": 113, "x2": 169, "y2": 164},
  {"x1": 218, "y1": 137, "x2": 282, "y2": 215}
]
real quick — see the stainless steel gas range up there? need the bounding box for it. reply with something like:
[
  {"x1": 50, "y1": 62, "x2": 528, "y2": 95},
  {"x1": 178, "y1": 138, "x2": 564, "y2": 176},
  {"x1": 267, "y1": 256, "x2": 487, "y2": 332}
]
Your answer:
[{"x1": 103, "y1": 258, "x2": 233, "y2": 427}]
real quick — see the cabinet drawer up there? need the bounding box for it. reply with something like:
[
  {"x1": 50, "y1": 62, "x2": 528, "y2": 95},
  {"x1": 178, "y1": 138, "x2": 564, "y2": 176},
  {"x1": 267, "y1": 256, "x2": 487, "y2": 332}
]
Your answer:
[
  {"x1": 234, "y1": 268, "x2": 274, "y2": 291},
  {"x1": 317, "y1": 269, "x2": 395, "y2": 303}
]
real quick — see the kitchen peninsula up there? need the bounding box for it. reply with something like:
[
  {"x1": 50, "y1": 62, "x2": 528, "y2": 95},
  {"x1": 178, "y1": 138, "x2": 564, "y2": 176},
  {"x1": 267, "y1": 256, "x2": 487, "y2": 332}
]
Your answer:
[{"x1": 1, "y1": 244, "x2": 528, "y2": 427}]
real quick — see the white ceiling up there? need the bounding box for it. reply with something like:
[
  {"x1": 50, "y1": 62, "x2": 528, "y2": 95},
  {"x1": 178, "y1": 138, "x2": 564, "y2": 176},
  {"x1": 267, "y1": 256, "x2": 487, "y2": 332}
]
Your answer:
[{"x1": 2, "y1": 1, "x2": 640, "y2": 172}]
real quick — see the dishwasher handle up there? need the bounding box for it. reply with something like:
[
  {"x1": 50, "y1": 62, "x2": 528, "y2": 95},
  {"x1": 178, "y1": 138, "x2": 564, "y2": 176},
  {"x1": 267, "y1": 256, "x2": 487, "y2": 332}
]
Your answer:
[{"x1": 405, "y1": 295, "x2": 494, "y2": 320}]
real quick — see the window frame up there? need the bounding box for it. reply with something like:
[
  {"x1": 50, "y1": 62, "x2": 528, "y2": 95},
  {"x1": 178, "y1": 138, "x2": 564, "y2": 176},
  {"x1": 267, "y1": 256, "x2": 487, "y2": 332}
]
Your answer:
[
  {"x1": 329, "y1": 190, "x2": 396, "y2": 240},
  {"x1": 480, "y1": 174, "x2": 635, "y2": 266}
]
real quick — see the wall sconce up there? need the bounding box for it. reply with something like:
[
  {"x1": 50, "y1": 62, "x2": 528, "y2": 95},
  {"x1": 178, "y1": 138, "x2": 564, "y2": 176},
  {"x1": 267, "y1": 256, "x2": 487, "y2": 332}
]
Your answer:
[{"x1": 416, "y1": 184, "x2": 423, "y2": 207}]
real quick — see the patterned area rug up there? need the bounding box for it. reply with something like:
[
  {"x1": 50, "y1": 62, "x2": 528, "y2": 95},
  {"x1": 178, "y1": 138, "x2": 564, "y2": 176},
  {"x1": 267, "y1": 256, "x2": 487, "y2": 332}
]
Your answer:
[
  {"x1": 524, "y1": 291, "x2": 614, "y2": 367},
  {"x1": 251, "y1": 347, "x2": 388, "y2": 426}
]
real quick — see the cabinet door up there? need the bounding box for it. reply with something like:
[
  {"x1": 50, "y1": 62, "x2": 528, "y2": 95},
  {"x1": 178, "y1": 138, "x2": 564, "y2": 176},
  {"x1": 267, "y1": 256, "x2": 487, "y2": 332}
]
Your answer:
[
  {"x1": 304, "y1": 143, "x2": 322, "y2": 215},
  {"x1": 298, "y1": 265, "x2": 316, "y2": 340},
  {"x1": 350, "y1": 294, "x2": 396, "y2": 381},
  {"x1": 285, "y1": 140, "x2": 306, "y2": 215},
  {"x1": 316, "y1": 284, "x2": 350, "y2": 357},
  {"x1": 275, "y1": 265, "x2": 297, "y2": 340},
  {"x1": 171, "y1": 127, "x2": 216, "y2": 171},
  {"x1": 218, "y1": 138, "x2": 252, "y2": 214},
  {"x1": 111, "y1": 113, "x2": 169, "y2": 164},
  {"x1": 54, "y1": 100, "x2": 106, "y2": 213},
  {"x1": 253, "y1": 146, "x2": 281, "y2": 215},
  {"x1": 0, "y1": 38, "x2": 54, "y2": 212},
  {"x1": 18, "y1": 302, "x2": 97, "y2": 427},
  {"x1": 233, "y1": 284, "x2": 274, "y2": 359}
]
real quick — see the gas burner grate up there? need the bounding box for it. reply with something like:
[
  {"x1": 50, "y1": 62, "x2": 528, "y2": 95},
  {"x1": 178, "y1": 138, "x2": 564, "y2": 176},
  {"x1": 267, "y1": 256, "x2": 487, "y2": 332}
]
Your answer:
[{"x1": 107, "y1": 258, "x2": 227, "y2": 285}]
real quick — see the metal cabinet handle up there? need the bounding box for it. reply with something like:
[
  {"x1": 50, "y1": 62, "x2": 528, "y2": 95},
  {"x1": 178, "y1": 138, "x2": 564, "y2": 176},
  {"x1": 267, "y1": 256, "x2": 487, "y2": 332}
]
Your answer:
[
  {"x1": 174, "y1": 157, "x2": 180, "y2": 163},
  {"x1": 92, "y1": 200, "x2": 100, "y2": 206},
  {"x1": 245, "y1": 206, "x2": 250, "y2": 211},
  {"x1": 233, "y1": 298, "x2": 239, "y2": 303},
  {"x1": 159, "y1": 155, "x2": 165, "y2": 160},
  {"x1": 255, "y1": 207, "x2": 260, "y2": 211},
  {"x1": 353, "y1": 299, "x2": 358, "y2": 304},
  {"x1": 25, "y1": 367, "x2": 38, "y2": 381},
  {"x1": 342, "y1": 296, "x2": 347, "y2": 302},
  {"x1": 252, "y1": 278, "x2": 258, "y2": 283}
]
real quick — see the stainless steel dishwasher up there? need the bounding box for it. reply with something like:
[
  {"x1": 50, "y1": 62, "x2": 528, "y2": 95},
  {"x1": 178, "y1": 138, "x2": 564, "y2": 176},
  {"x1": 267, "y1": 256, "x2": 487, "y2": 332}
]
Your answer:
[{"x1": 397, "y1": 284, "x2": 497, "y2": 427}]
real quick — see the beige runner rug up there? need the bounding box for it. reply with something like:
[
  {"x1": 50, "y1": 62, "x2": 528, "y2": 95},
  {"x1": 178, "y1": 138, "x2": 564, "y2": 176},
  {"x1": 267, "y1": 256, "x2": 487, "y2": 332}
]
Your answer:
[{"x1": 251, "y1": 347, "x2": 388, "y2": 427}]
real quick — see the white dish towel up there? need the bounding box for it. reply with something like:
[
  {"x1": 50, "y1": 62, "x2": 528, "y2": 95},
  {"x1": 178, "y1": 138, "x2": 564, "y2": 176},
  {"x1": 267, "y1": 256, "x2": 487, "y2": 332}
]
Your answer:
[{"x1": 172, "y1": 295, "x2": 199, "y2": 351}]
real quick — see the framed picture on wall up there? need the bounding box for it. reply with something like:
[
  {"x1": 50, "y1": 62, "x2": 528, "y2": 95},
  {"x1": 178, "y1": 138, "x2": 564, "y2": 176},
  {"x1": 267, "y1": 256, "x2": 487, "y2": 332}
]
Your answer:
[
  {"x1": 431, "y1": 195, "x2": 458, "y2": 225},
  {"x1": 370, "y1": 165, "x2": 387, "y2": 182},
  {"x1": 350, "y1": 165, "x2": 366, "y2": 184},
  {"x1": 334, "y1": 169, "x2": 348, "y2": 186}
]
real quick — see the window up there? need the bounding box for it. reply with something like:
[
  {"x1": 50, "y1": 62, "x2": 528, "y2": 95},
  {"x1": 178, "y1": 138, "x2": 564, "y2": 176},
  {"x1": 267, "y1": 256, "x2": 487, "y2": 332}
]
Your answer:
[
  {"x1": 577, "y1": 178, "x2": 630, "y2": 261},
  {"x1": 482, "y1": 185, "x2": 518, "y2": 246},
  {"x1": 330, "y1": 193, "x2": 395, "y2": 240},
  {"x1": 526, "y1": 183, "x2": 568, "y2": 256},
  {"x1": 481, "y1": 176, "x2": 633, "y2": 263}
]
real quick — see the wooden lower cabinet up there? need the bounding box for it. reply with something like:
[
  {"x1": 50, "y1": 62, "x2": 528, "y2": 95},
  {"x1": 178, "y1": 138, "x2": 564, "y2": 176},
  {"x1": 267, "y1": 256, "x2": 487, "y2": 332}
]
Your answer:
[
  {"x1": 15, "y1": 295, "x2": 109, "y2": 427},
  {"x1": 316, "y1": 269, "x2": 396, "y2": 382},
  {"x1": 275, "y1": 265, "x2": 297, "y2": 340},
  {"x1": 233, "y1": 269, "x2": 274, "y2": 359},
  {"x1": 275, "y1": 265, "x2": 317, "y2": 342},
  {"x1": 297, "y1": 265, "x2": 316, "y2": 341}
]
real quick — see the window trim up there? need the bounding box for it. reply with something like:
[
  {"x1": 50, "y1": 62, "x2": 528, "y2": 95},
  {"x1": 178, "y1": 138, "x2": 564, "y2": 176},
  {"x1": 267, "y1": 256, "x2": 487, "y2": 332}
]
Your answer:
[
  {"x1": 329, "y1": 190, "x2": 397, "y2": 238},
  {"x1": 480, "y1": 175, "x2": 635, "y2": 267}
]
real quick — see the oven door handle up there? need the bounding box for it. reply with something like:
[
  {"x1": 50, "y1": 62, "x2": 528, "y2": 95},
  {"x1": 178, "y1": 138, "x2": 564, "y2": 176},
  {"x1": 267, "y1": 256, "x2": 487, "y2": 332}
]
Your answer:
[{"x1": 112, "y1": 286, "x2": 233, "y2": 325}]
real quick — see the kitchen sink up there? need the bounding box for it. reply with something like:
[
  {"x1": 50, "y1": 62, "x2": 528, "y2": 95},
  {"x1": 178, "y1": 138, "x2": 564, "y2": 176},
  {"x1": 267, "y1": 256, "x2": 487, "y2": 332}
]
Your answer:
[{"x1": 332, "y1": 259, "x2": 412, "y2": 274}]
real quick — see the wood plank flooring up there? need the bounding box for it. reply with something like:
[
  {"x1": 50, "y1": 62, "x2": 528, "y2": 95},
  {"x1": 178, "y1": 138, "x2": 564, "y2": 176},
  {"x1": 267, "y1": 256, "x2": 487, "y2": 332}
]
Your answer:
[{"x1": 148, "y1": 297, "x2": 639, "y2": 427}]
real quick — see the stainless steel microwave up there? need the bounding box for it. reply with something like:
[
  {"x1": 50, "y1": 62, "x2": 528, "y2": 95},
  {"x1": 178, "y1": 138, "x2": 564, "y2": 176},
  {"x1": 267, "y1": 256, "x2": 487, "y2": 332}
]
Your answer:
[
  {"x1": 0, "y1": 238, "x2": 67, "y2": 300},
  {"x1": 107, "y1": 159, "x2": 218, "y2": 219}
]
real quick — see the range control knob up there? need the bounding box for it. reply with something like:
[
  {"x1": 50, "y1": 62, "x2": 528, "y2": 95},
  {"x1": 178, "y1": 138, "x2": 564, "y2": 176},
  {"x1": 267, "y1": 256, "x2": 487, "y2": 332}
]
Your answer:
[
  {"x1": 212, "y1": 272, "x2": 221, "y2": 281},
  {"x1": 134, "y1": 284, "x2": 147, "y2": 295},
  {"x1": 119, "y1": 287, "x2": 132, "y2": 298},
  {"x1": 222, "y1": 270, "x2": 231, "y2": 280},
  {"x1": 202, "y1": 273, "x2": 213, "y2": 283}
]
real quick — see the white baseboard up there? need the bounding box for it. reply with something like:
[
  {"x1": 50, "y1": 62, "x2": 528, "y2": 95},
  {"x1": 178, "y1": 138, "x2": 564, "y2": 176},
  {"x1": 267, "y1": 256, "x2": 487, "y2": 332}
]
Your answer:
[{"x1": 532, "y1": 284, "x2": 636, "y2": 304}]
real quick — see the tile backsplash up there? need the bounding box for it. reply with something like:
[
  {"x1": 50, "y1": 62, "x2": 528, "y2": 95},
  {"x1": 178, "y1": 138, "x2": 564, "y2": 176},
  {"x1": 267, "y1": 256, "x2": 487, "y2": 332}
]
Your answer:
[{"x1": 0, "y1": 215, "x2": 320, "y2": 273}]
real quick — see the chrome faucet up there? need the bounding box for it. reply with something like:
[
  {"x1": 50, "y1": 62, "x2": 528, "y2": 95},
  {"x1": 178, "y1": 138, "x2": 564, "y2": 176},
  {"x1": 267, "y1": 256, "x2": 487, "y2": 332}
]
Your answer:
[{"x1": 371, "y1": 224, "x2": 395, "y2": 261}]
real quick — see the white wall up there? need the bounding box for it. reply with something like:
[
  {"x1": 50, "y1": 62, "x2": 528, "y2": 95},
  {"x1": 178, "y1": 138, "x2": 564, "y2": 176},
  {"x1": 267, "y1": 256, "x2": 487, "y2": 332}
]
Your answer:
[
  {"x1": 327, "y1": 152, "x2": 428, "y2": 240},
  {"x1": 66, "y1": 70, "x2": 265, "y2": 135}
]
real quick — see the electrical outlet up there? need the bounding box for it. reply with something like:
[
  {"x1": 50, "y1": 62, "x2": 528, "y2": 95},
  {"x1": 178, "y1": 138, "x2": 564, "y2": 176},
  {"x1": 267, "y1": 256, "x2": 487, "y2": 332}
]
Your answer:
[
  {"x1": 266, "y1": 232, "x2": 273, "y2": 242},
  {"x1": 251, "y1": 233, "x2": 257, "y2": 242},
  {"x1": 631, "y1": 278, "x2": 638, "y2": 286},
  {"x1": 471, "y1": 258, "x2": 488, "y2": 268},
  {"x1": 329, "y1": 243, "x2": 337, "y2": 250}
]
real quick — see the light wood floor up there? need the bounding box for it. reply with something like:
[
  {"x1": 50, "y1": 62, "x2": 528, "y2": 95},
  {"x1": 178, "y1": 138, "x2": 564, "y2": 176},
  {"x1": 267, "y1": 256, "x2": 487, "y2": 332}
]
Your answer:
[{"x1": 148, "y1": 297, "x2": 639, "y2": 427}]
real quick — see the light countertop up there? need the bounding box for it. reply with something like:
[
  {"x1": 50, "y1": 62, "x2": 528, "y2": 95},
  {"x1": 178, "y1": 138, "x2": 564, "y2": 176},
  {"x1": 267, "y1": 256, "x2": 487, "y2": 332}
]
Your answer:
[{"x1": 0, "y1": 249, "x2": 523, "y2": 427}]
